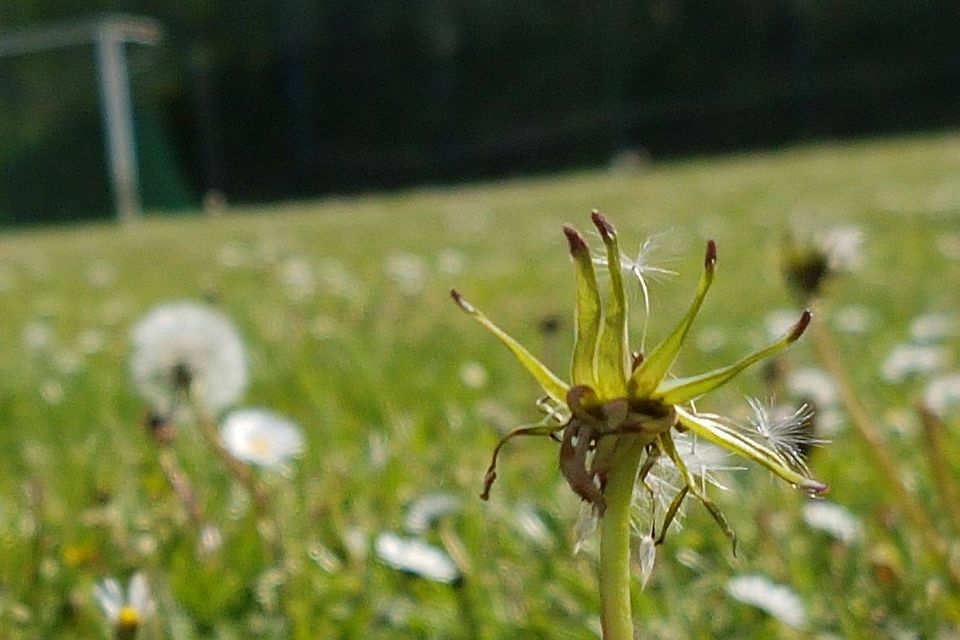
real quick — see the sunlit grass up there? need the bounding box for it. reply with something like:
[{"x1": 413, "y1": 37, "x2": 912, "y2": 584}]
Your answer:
[{"x1": 1, "y1": 131, "x2": 959, "y2": 638}]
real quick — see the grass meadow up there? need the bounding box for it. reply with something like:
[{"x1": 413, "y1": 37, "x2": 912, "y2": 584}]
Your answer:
[{"x1": 1, "y1": 131, "x2": 959, "y2": 639}]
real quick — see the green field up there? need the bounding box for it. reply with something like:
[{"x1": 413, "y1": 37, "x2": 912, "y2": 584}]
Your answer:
[{"x1": 2, "y1": 132, "x2": 959, "y2": 639}]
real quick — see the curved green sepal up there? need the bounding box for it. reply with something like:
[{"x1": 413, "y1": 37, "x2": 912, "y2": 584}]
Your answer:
[
  {"x1": 674, "y1": 406, "x2": 828, "y2": 495},
  {"x1": 592, "y1": 211, "x2": 628, "y2": 399},
  {"x1": 655, "y1": 310, "x2": 812, "y2": 404},
  {"x1": 565, "y1": 225, "x2": 601, "y2": 388},
  {"x1": 451, "y1": 290, "x2": 570, "y2": 404},
  {"x1": 631, "y1": 241, "x2": 716, "y2": 397}
]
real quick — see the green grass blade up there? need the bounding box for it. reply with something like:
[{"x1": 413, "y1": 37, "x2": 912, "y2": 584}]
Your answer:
[
  {"x1": 564, "y1": 225, "x2": 601, "y2": 388},
  {"x1": 591, "y1": 211, "x2": 628, "y2": 399},
  {"x1": 655, "y1": 310, "x2": 812, "y2": 404},
  {"x1": 674, "y1": 406, "x2": 828, "y2": 494},
  {"x1": 631, "y1": 241, "x2": 716, "y2": 397},
  {"x1": 451, "y1": 290, "x2": 569, "y2": 404}
]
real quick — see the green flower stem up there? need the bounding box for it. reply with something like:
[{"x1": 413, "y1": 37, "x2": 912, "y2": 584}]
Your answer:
[{"x1": 599, "y1": 434, "x2": 644, "y2": 640}]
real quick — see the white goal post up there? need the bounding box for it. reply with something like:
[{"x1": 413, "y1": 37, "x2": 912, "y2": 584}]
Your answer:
[{"x1": 0, "y1": 14, "x2": 162, "y2": 223}]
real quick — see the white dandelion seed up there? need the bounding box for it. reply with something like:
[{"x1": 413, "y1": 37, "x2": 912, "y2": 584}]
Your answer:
[
  {"x1": 726, "y1": 574, "x2": 808, "y2": 629},
  {"x1": 745, "y1": 398, "x2": 821, "y2": 475},
  {"x1": 802, "y1": 500, "x2": 864, "y2": 545},
  {"x1": 374, "y1": 532, "x2": 461, "y2": 584},
  {"x1": 594, "y1": 230, "x2": 677, "y2": 350},
  {"x1": 573, "y1": 501, "x2": 599, "y2": 555},
  {"x1": 130, "y1": 301, "x2": 248, "y2": 416},
  {"x1": 94, "y1": 572, "x2": 155, "y2": 634},
  {"x1": 635, "y1": 533, "x2": 657, "y2": 590},
  {"x1": 220, "y1": 408, "x2": 305, "y2": 469}
]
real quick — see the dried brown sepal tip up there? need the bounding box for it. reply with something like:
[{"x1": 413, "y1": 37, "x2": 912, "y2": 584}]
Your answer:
[
  {"x1": 789, "y1": 310, "x2": 813, "y2": 341},
  {"x1": 704, "y1": 239, "x2": 717, "y2": 270},
  {"x1": 563, "y1": 225, "x2": 589, "y2": 256},
  {"x1": 590, "y1": 210, "x2": 616, "y2": 241},
  {"x1": 805, "y1": 479, "x2": 830, "y2": 497},
  {"x1": 450, "y1": 289, "x2": 475, "y2": 313}
]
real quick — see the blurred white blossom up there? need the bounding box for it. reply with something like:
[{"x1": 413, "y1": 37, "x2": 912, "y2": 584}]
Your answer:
[
  {"x1": 924, "y1": 373, "x2": 960, "y2": 418},
  {"x1": 220, "y1": 408, "x2": 305, "y2": 469},
  {"x1": 130, "y1": 301, "x2": 248, "y2": 415},
  {"x1": 881, "y1": 343, "x2": 950, "y2": 383},
  {"x1": 910, "y1": 312, "x2": 957, "y2": 343},
  {"x1": 802, "y1": 500, "x2": 864, "y2": 544},
  {"x1": 404, "y1": 493, "x2": 461, "y2": 534},
  {"x1": 374, "y1": 532, "x2": 460, "y2": 584},
  {"x1": 726, "y1": 574, "x2": 807, "y2": 629}
]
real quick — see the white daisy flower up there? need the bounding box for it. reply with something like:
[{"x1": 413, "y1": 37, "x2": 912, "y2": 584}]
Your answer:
[
  {"x1": 220, "y1": 408, "x2": 305, "y2": 469},
  {"x1": 130, "y1": 301, "x2": 248, "y2": 416},
  {"x1": 726, "y1": 574, "x2": 808, "y2": 629},
  {"x1": 374, "y1": 532, "x2": 461, "y2": 584},
  {"x1": 94, "y1": 572, "x2": 155, "y2": 636}
]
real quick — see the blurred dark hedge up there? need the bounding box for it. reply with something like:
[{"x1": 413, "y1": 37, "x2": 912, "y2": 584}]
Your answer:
[{"x1": 1, "y1": 1, "x2": 959, "y2": 224}]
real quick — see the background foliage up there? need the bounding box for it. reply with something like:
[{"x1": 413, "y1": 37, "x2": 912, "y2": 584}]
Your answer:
[
  {"x1": 1, "y1": 132, "x2": 958, "y2": 637},
  {"x1": 2, "y1": 1, "x2": 960, "y2": 223}
]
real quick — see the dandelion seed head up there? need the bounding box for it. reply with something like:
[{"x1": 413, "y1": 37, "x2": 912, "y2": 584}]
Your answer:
[
  {"x1": 130, "y1": 301, "x2": 248, "y2": 416},
  {"x1": 726, "y1": 574, "x2": 807, "y2": 629},
  {"x1": 220, "y1": 408, "x2": 305, "y2": 469}
]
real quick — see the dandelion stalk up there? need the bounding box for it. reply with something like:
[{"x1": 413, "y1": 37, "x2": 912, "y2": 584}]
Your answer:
[
  {"x1": 808, "y1": 314, "x2": 957, "y2": 582},
  {"x1": 917, "y1": 404, "x2": 960, "y2": 537},
  {"x1": 598, "y1": 435, "x2": 645, "y2": 640},
  {"x1": 193, "y1": 399, "x2": 284, "y2": 563}
]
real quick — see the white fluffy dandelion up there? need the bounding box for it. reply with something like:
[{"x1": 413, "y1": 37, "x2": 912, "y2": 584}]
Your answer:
[
  {"x1": 220, "y1": 408, "x2": 305, "y2": 469},
  {"x1": 130, "y1": 301, "x2": 248, "y2": 416},
  {"x1": 94, "y1": 572, "x2": 155, "y2": 636},
  {"x1": 726, "y1": 574, "x2": 808, "y2": 629}
]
